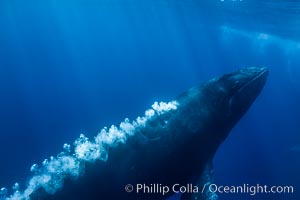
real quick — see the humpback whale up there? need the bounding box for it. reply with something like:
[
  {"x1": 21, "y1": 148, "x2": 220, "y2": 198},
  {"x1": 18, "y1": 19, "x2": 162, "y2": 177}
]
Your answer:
[{"x1": 8, "y1": 67, "x2": 268, "y2": 200}]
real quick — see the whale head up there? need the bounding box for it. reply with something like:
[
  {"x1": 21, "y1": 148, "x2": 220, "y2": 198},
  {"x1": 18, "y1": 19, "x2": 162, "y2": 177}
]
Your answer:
[
  {"x1": 226, "y1": 67, "x2": 269, "y2": 119},
  {"x1": 212, "y1": 66, "x2": 269, "y2": 121},
  {"x1": 174, "y1": 67, "x2": 268, "y2": 148}
]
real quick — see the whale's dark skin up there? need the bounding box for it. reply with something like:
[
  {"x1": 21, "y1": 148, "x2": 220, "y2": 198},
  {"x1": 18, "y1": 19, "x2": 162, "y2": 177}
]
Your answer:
[{"x1": 30, "y1": 67, "x2": 268, "y2": 200}]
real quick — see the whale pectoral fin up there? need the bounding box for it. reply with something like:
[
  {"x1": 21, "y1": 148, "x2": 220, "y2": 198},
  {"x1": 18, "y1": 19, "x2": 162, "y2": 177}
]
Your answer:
[{"x1": 181, "y1": 161, "x2": 218, "y2": 200}]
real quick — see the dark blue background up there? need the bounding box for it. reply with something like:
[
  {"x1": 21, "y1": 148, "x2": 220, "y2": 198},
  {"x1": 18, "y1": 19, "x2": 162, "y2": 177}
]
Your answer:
[{"x1": 0, "y1": 0, "x2": 299, "y2": 199}]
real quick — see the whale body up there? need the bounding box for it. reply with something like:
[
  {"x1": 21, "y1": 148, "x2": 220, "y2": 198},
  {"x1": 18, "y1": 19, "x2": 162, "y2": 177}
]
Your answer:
[{"x1": 28, "y1": 67, "x2": 268, "y2": 200}]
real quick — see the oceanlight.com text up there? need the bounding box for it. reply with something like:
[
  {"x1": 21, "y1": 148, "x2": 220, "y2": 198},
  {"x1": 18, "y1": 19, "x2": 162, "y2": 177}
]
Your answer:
[{"x1": 206, "y1": 183, "x2": 294, "y2": 196}]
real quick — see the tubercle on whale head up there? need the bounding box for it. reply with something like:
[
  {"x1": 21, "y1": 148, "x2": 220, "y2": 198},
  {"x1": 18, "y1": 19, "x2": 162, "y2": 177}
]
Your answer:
[
  {"x1": 199, "y1": 66, "x2": 269, "y2": 139},
  {"x1": 219, "y1": 67, "x2": 268, "y2": 118},
  {"x1": 227, "y1": 67, "x2": 269, "y2": 118}
]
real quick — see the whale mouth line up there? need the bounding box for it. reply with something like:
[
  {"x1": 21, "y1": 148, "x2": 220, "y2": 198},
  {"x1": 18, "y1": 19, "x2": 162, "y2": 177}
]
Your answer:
[
  {"x1": 237, "y1": 67, "x2": 268, "y2": 94},
  {"x1": 228, "y1": 67, "x2": 268, "y2": 116}
]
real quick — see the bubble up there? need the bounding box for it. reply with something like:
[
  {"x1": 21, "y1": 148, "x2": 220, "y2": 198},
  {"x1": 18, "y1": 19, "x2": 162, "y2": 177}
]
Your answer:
[
  {"x1": 63, "y1": 143, "x2": 71, "y2": 153},
  {"x1": 159, "y1": 120, "x2": 168, "y2": 128},
  {"x1": 12, "y1": 183, "x2": 20, "y2": 191},
  {"x1": 0, "y1": 187, "x2": 7, "y2": 199},
  {"x1": 42, "y1": 159, "x2": 49, "y2": 166},
  {"x1": 30, "y1": 164, "x2": 39, "y2": 174},
  {"x1": 13, "y1": 190, "x2": 21, "y2": 196},
  {"x1": 1, "y1": 100, "x2": 178, "y2": 200},
  {"x1": 99, "y1": 149, "x2": 108, "y2": 161},
  {"x1": 0, "y1": 187, "x2": 7, "y2": 194}
]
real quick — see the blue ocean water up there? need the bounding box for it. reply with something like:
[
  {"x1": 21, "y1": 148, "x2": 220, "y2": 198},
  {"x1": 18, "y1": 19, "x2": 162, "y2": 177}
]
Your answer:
[{"x1": 0, "y1": 0, "x2": 299, "y2": 199}]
